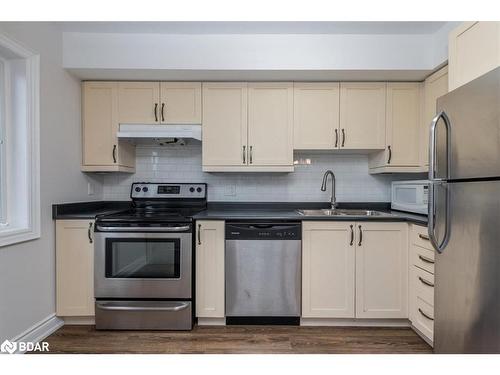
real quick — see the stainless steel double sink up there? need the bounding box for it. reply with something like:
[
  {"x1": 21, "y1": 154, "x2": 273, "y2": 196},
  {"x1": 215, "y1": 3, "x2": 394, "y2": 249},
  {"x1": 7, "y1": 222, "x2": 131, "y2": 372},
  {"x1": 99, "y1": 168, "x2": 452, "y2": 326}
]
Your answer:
[{"x1": 296, "y1": 209, "x2": 395, "y2": 217}]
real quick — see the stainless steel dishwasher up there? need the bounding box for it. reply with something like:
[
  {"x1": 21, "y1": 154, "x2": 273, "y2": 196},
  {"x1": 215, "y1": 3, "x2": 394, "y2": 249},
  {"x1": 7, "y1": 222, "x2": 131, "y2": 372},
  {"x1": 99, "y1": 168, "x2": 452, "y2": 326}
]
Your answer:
[{"x1": 225, "y1": 222, "x2": 301, "y2": 324}]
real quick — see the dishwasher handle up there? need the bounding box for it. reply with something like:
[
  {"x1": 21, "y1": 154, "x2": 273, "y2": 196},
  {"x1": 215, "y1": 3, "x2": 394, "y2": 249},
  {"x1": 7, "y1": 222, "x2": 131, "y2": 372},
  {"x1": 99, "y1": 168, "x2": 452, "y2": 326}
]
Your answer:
[
  {"x1": 226, "y1": 222, "x2": 301, "y2": 230},
  {"x1": 225, "y1": 222, "x2": 302, "y2": 240}
]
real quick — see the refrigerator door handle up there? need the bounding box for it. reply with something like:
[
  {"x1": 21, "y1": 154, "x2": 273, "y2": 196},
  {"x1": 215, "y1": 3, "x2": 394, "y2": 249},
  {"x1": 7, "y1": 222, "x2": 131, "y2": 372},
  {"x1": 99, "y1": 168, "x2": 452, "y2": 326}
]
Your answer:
[
  {"x1": 428, "y1": 181, "x2": 451, "y2": 253},
  {"x1": 429, "y1": 110, "x2": 451, "y2": 181}
]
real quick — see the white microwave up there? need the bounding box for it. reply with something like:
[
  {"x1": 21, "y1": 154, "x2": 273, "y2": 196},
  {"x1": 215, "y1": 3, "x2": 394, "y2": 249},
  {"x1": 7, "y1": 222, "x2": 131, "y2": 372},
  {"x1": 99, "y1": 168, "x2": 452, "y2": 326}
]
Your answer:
[{"x1": 391, "y1": 180, "x2": 429, "y2": 215}]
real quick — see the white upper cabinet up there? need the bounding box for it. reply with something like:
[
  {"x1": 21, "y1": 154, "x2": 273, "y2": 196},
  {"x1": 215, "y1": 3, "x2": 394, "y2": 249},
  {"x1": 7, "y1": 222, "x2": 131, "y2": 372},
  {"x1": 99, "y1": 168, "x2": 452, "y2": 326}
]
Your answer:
[
  {"x1": 369, "y1": 82, "x2": 422, "y2": 173},
  {"x1": 202, "y1": 82, "x2": 294, "y2": 172},
  {"x1": 293, "y1": 83, "x2": 340, "y2": 150},
  {"x1": 160, "y1": 82, "x2": 202, "y2": 124},
  {"x1": 118, "y1": 82, "x2": 160, "y2": 124},
  {"x1": 421, "y1": 66, "x2": 448, "y2": 167},
  {"x1": 81, "y1": 82, "x2": 135, "y2": 173},
  {"x1": 339, "y1": 83, "x2": 386, "y2": 150},
  {"x1": 449, "y1": 22, "x2": 500, "y2": 91},
  {"x1": 202, "y1": 83, "x2": 248, "y2": 168},
  {"x1": 248, "y1": 83, "x2": 294, "y2": 166},
  {"x1": 117, "y1": 81, "x2": 202, "y2": 125}
]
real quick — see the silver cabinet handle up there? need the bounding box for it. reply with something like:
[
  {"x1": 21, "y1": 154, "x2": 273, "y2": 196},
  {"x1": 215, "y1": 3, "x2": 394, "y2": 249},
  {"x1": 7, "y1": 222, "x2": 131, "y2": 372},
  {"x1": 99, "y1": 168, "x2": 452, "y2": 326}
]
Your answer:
[
  {"x1": 429, "y1": 110, "x2": 451, "y2": 181},
  {"x1": 242, "y1": 145, "x2": 246, "y2": 164},
  {"x1": 419, "y1": 276, "x2": 434, "y2": 287},
  {"x1": 358, "y1": 225, "x2": 362, "y2": 246},
  {"x1": 418, "y1": 308, "x2": 434, "y2": 321},
  {"x1": 418, "y1": 233, "x2": 430, "y2": 241},
  {"x1": 387, "y1": 145, "x2": 392, "y2": 164},
  {"x1": 97, "y1": 302, "x2": 190, "y2": 312},
  {"x1": 249, "y1": 146, "x2": 253, "y2": 164},
  {"x1": 334, "y1": 129, "x2": 338, "y2": 148},
  {"x1": 418, "y1": 255, "x2": 435, "y2": 264},
  {"x1": 88, "y1": 222, "x2": 93, "y2": 244},
  {"x1": 154, "y1": 103, "x2": 158, "y2": 122},
  {"x1": 197, "y1": 224, "x2": 201, "y2": 245},
  {"x1": 341, "y1": 128, "x2": 345, "y2": 147},
  {"x1": 349, "y1": 224, "x2": 354, "y2": 246},
  {"x1": 112, "y1": 145, "x2": 117, "y2": 163}
]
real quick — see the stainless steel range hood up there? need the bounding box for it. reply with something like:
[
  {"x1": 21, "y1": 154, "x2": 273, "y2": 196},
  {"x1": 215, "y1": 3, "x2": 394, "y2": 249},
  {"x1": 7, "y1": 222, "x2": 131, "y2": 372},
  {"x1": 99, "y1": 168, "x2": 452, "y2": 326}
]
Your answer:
[{"x1": 117, "y1": 124, "x2": 202, "y2": 141}]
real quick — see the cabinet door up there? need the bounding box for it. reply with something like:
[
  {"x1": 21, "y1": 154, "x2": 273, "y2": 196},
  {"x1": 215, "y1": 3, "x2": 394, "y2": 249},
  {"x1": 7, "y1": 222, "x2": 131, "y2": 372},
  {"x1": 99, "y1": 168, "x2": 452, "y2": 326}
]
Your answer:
[
  {"x1": 118, "y1": 82, "x2": 160, "y2": 124},
  {"x1": 449, "y1": 22, "x2": 500, "y2": 91},
  {"x1": 339, "y1": 83, "x2": 386, "y2": 149},
  {"x1": 56, "y1": 220, "x2": 95, "y2": 316},
  {"x1": 160, "y1": 82, "x2": 202, "y2": 124},
  {"x1": 82, "y1": 82, "x2": 135, "y2": 172},
  {"x1": 302, "y1": 222, "x2": 355, "y2": 318},
  {"x1": 248, "y1": 83, "x2": 294, "y2": 166},
  {"x1": 355, "y1": 222, "x2": 408, "y2": 319},
  {"x1": 196, "y1": 221, "x2": 225, "y2": 318},
  {"x1": 385, "y1": 83, "x2": 421, "y2": 167},
  {"x1": 202, "y1": 83, "x2": 248, "y2": 167},
  {"x1": 293, "y1": 83, "x2": 340, "y2": 150},
  {"x1": 422, "y1": 66, "x2": 448, "y2": 166},
  {"x1": 82, "y1": 82, "x2": 117, "y2": 167}
]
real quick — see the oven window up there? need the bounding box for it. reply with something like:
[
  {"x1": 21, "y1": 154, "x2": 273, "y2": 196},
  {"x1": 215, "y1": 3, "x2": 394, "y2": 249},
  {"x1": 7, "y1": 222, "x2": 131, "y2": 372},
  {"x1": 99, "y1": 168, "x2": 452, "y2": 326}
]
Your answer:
[{"x1": 105, "y1": 239, "x2": 181, "y2": 278}]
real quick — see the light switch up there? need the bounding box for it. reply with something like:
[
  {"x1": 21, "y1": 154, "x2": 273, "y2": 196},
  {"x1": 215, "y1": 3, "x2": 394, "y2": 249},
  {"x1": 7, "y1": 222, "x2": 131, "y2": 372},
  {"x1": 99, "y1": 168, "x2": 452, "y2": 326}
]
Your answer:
[{"x1": 87, "y1": 182, "x2": 95, "y2": 196}]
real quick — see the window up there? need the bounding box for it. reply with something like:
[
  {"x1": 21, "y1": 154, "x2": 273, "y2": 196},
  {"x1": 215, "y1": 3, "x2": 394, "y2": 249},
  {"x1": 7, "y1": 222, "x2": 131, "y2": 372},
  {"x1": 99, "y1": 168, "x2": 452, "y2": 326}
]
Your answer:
[
  {"x1": 0, "y1": 58, "x2": 6, "y2": 225},
  {"x1": 0, "y1": 33, "x2": 40, "y2": 247}
]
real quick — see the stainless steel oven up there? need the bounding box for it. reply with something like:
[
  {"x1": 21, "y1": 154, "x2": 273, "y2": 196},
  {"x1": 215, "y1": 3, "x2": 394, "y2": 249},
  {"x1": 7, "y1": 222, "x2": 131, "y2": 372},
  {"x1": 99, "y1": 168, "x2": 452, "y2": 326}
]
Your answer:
[
  {"x1": 94, "y1": 226, "x2": 192, "y2": 299},
  {"x1": 93, "y1": 182, "x2": 207, "y2": 330}
]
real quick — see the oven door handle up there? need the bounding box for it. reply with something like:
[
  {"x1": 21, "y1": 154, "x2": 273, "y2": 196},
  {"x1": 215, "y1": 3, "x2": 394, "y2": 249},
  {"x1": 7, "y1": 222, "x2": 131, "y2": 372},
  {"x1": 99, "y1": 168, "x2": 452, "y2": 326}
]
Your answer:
[
  {"x1": 96, "y1": 302, "x2": 190, "y2": 312},
  {"x1": 96, "y1": 225, "x2": 191, "y2": 232}
]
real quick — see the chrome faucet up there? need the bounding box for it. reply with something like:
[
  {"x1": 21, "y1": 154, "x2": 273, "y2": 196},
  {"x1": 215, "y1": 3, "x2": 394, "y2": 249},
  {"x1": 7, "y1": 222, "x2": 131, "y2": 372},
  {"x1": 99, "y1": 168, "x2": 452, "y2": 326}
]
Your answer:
[{"x1": 321, "y1": 170, "x2": 337, "y2": 209}]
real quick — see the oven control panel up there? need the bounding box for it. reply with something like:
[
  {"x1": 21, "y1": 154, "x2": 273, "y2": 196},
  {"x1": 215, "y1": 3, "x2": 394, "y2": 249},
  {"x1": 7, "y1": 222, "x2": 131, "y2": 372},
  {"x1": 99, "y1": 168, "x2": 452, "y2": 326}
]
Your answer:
[{"x1": 131, "y1": 183, "x2": 206, "y2": 199}]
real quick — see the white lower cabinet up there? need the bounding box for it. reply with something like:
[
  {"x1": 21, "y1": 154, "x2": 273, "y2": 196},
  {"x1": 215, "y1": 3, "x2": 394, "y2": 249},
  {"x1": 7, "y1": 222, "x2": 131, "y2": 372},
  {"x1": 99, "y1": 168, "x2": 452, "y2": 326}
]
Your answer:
[
  {"x1": 355, "y1": 222, "x2": 409, "y2": 319},
  {"x1": 56, "y1": 220, "x2": 95, "y2": 317},
  {"x1": 195, "y1": 220, "x2": 225, "y2": 318},
  {"x1": 302, "y1": 222, "x2": 355, "y2": 318},
  {"x1": 409, "y1": 224, "x2": 435, "y2": 344},
  {"x1": 302, "y1": 221, "x2": 409, "y2": 320}
]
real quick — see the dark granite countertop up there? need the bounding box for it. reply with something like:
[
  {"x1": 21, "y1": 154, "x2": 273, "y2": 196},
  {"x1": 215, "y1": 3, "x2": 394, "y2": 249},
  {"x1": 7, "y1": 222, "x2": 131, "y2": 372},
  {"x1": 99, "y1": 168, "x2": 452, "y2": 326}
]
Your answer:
[
  {"x1": 52, "y1": 201, "x2": 131, "y2": 220},
  {"x1": 53, "y1": 200, "x2": 427, "y2": 226},
  {"x1": 193, "y1": 202, "x2": 427, "y2": 226}
]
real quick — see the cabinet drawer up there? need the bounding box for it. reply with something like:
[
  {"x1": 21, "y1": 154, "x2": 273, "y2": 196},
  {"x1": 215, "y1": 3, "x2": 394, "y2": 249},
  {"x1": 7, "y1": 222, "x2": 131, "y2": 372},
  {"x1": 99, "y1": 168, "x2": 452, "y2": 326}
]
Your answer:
[
  {"x1": 413, "y1": 266, "x2": 434, "y2": 306},
  {"x1": 411, "y1": 245, "x2": 435, "y2": 274},
  {"x1": 412, "y1": 297, "x2": 434, "y2": 342},
  {"x1": 411, "y1": 225, "x2": 434, "y2": 251}
]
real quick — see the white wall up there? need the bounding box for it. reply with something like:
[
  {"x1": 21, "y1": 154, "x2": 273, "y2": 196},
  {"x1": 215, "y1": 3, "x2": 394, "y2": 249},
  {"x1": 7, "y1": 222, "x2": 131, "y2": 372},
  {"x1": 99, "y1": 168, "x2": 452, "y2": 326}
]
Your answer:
[
  {"x1": 0, "y1": 22, "x2": 102, "y2": 342},
  {"x1": 102, "y1": 143, "x2": 423, "y2": 203}
]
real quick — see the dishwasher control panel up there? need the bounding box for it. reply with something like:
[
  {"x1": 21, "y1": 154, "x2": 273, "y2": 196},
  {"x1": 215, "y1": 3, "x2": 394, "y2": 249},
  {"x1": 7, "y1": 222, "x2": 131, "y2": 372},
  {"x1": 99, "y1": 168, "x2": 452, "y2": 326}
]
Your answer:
[{"x1": 225, "y1": 222, "x2": 301, "y2": 240}]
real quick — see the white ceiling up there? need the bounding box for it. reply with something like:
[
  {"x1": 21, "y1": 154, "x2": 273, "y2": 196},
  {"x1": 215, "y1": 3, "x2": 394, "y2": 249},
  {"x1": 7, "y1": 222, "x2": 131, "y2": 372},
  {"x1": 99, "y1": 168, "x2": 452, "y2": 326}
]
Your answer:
[{"x1": 58, "y1": 21, "x2": 448, "y2": 35}]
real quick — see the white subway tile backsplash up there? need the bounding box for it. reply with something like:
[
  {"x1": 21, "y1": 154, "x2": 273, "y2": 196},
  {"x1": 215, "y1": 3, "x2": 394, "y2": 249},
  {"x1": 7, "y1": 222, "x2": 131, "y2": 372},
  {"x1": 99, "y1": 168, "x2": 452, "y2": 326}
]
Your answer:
[{"x1": 102, "y1": 143, "x2": 402, "y2": 202}]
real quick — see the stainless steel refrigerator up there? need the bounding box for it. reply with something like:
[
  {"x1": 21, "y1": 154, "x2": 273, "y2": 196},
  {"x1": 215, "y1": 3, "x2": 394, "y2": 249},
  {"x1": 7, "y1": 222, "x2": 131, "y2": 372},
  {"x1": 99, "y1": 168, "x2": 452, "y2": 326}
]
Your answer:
[{"x1": 429, "y1": 66, "x2": 500, "y2": 353}]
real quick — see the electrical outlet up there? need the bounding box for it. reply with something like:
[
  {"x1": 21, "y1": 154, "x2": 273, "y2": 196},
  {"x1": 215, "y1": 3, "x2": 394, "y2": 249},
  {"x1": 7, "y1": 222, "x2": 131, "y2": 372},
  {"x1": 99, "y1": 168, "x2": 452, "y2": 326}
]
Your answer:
[
  {"x1": 224, "y1": 185, "x2": 236, "y2": 196},
  {"x1": 87, "y1": 182, "x2": 95, "y2": 196}
]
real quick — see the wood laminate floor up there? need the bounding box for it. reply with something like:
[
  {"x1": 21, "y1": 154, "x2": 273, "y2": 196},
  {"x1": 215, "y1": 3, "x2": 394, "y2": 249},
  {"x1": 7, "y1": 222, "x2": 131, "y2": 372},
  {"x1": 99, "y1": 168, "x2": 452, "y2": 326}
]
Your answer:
[{"x1": 34, "y1": 325, "x2": 432, "y2": 354}]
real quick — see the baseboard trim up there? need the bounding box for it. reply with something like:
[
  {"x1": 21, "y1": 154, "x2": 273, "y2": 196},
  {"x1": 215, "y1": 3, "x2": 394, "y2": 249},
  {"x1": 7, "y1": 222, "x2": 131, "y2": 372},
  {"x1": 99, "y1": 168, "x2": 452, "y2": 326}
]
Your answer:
[
  {"x1": 411, "y1": 324, "x2": 434, "y2": 347},
  {"x1": 300, "y1": 318, "x2": 411, "y2": 327},
  {"x1": 11, "y1": 314, "x2": 64, "y2": 354},
  {"x1": 62, "y1": 316, "x2": 95, "y2": 325},
  {"x1": 197, "y1": 317, "x2": 226, "y2": 326}
]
